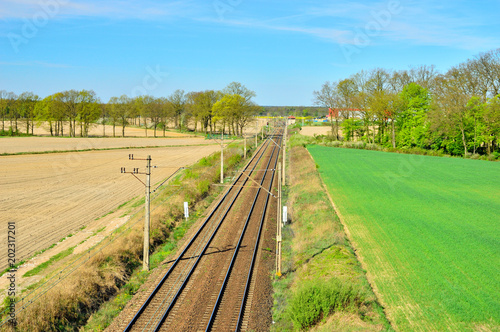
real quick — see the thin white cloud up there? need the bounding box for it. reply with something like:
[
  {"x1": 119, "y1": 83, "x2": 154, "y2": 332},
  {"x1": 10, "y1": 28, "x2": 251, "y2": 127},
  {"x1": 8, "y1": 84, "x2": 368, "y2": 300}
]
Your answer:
[
  {"x1": 197, "y1": 16, "x2": 353, "y2": 45},
  {"x1": 1, "y1": 0, "x2": 498, "y2": 50},
  {"x1": 204, "y1": 0, "x2": 500, "y2": 50},
  {"x1": 300, "y1": 0, "x2": 500, "y2": 49}
]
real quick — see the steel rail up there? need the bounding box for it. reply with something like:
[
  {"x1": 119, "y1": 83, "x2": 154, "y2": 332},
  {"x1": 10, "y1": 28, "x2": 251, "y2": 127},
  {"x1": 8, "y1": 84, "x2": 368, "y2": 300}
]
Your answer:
[
  {"x1": 151, "y1": 133, "x2": 281, "y2": 331},
  {"x1": 123, "y1": 138, "x2": 270, "y2": 332},
  {"x1": 234, "y1": 132, "x2": 282, "y2": 331},
  {"x1": 205, "y1": 130, "x2": 282, "y2": 331}
]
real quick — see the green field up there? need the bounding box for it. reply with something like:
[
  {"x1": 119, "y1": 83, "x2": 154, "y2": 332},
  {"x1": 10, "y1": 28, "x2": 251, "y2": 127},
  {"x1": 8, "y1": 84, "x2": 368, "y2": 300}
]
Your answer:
[{"x1": 308, "y1": 146, "x2": 500, "y2": 331}]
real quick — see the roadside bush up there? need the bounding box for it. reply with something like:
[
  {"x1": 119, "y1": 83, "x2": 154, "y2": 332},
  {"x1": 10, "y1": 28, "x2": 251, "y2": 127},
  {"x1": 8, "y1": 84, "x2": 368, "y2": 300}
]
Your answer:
[
  {"x1": 470, "y1": 153, "x2": 481, "y2": 160},
  {"x1": 198, "y1": 156, "x2": 212, "y2": 166},
  {"x1": 183, "y1": 169, "x2": 198, "y2": 180},
  {"x1": 331, "y1": 141, "x2": 341, "y2": 147},
  {"x1": 287, "y1": 278, "x2": 365, "y2": 330},
  {"x1": 487, "y1": 153, "x2": 498, "y2": 161},
  {"x1": 197, "y1": 179, "x2": 211, "y2": 198},
  {"x1": 227, "y1": 152, "x2": 242, "y2": 168},
  {"x1": 365, "y1": 143, "x2": 379, "y2": 151},
  {"x1": 343, "y1": 141, "x2": 365, "y2": 149},
  {"x1": 289, "y1": 134, "x2": 315, "y2": 148}
]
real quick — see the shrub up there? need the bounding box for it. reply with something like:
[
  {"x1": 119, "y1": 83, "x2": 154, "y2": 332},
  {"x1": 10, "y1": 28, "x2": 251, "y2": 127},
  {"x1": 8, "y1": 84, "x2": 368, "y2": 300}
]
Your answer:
[
  {"x1": 227, "y1": 153, "x2": 242, "y2": 167},
  {"x1": 198, "y1": 157, "x2": 211, "y2": 166},
  {"x1": 289, "y1": 134, "x2": 315, "y2": 147},
  {"x1": 470, "y1": 153, "x2": 481, "y2": 160},
  {"x1": 183, "y1": 169, "x2": 198, "y2": 180},
  {"x1": 487, "y1": 154, "x2": 498, "y2": 161},
  {"x1": 197, "y1": 179, "x2": 211, "y2": 198},
  {"x1": 331, "y1": 141, "x2": 341, "y2": 147},
  {"x1": 287, "y1": 278, "x2": 364, "y2": 330}
]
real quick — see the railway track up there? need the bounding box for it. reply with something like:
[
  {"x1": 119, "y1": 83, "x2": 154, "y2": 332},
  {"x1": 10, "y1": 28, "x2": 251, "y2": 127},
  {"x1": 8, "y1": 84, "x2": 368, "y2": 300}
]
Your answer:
[{"x1": 118, "y1": 128, "x2": 283, "y2": 332}]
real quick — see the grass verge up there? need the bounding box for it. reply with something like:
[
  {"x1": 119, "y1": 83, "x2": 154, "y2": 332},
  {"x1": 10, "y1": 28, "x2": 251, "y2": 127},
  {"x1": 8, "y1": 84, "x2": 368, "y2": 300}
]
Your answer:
[
  {"x1": 271, "y1": 139, "x2": 392, "y2": 331},
  {"x1": 23, "y1": 247, "x2": 75, "y2": 278}
]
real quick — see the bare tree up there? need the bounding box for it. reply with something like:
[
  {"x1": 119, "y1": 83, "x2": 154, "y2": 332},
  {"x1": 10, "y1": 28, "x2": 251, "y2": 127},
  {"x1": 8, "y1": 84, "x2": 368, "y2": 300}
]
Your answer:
[
  {"x1": 168, "y1": 89, "x2": 186, "y2": 130},
  {"x1": 313, "y1": 81, "x2": 340, "y2": 139},
  {"x1": 18, "y1": 92, "x2": 39, "y2": 135},
  {"x1": 61, "y1": 90, "x2": 79, "y2": 136},
  {"x1": 0, "y1": 90, "x2": 7, "y2": 132},
  {"x1": 473, "y1": 48, "x2": 500, "y2": 98},
  {"x1": 223, "y1": 81, "x2": 256, "y2": 103},
  {"x1": 409, "y1": 64, "x2": 438, "y2": 91},
  {"x1": 77, "y1": 90, "x2": 100, "y2": 137},
  {"x1": 6, "y1": 92, "x2": 19, "y2": 133}
]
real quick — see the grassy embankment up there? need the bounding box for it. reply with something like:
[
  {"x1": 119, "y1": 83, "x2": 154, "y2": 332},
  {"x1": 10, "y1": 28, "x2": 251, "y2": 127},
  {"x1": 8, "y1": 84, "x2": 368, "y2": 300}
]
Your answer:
[
  {"x1": 0, "y1": 139, "x2": 257, "y2": 332},
  {"x1": 271, "y1": 132, "x2": 392, "y2": 331},
  {"x1": 308, "y1": 145, "x2": 500, "y2": 331}
]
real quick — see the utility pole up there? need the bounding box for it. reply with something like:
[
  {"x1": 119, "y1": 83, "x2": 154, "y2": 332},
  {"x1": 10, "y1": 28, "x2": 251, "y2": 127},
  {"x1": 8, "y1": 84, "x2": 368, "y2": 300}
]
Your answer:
[
  {"x1": 144, "y1": 155, "x2": 151, "y2": 271},
  {"x1": 283, "y1": 125, "x2": 286, "y2": 186},
  {"x1": 220, "y1": 132, "x2": 224, "y2": 183},
  {"x1": 121, "y1": 154, "x2": 152, "y2": 271},
  {"x1": 255, "y1": 121, "x2": 258, "y2": 147},
  {"x1": 209, "y1": 131, "x2": 238, "y2": 184},
  {"x1": 244, "y1": 135, "x2": 247, "y2": 159},
  {"x1": 276, "y1": 162, "x2": 282, "y2": 277}
]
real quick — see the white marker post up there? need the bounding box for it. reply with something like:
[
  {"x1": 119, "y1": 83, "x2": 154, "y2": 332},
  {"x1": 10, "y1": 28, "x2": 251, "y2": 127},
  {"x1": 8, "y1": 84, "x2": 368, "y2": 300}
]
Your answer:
[
  {"x1": 283, "y1": 206, "x2": 287, "y2": 225},
  {"x1": 184, "y1": 202, "x2": 189, "y2": 221}
]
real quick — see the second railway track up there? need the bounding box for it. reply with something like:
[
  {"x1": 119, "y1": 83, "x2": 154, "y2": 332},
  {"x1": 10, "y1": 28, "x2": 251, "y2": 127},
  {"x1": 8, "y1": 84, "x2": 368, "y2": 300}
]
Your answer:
[{"x1": 114, "y1": 128, "x2": 284, "y2": 332}]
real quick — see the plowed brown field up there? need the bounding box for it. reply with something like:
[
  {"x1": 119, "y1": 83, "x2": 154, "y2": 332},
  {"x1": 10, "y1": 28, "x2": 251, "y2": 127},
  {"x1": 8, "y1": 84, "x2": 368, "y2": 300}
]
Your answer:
[
  {"x1": 0, "y1": 144, "x2": 220, "y2": 271},
  {"x1": 0, "y1": 136, "x2": 210, "y2": 154}
]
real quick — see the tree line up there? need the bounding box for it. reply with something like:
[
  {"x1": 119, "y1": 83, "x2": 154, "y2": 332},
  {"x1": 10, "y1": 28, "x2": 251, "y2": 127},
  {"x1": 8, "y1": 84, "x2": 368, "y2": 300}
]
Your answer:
[
  {"x1": 0, "y1": 82, "x2": 259, "y2": 137},
  {"x1": 313, "y1": 48, "x2": 500, "y2": 156}
]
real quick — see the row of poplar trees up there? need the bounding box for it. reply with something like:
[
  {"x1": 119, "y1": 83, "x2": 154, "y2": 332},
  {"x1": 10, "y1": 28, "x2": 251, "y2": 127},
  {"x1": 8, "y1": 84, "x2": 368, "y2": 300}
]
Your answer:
[
  {"x1": 313, "y1": 48, "x2": 500, "y2": 156},
  {"x1": 0, "y1": 82, "x2": 259, "y2": 138}
]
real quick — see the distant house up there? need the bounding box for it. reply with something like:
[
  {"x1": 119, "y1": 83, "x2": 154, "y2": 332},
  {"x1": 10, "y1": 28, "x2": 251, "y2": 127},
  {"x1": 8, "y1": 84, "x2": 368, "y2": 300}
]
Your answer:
[
  {"x1": 329, "y1": 108, "x2": 363, "y2": 119},
  {"x1": 287, "y1": 116, "x2": 296, "y2": 124},
  {"x1": 313, "y1": 117, "x2": 328, "y2": 123}
]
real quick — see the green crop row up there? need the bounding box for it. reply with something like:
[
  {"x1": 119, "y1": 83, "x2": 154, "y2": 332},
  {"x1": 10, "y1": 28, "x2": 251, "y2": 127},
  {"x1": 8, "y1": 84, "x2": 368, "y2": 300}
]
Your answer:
[{"x1": 308, "y1": 145, "x2": 500, "y2": 331}]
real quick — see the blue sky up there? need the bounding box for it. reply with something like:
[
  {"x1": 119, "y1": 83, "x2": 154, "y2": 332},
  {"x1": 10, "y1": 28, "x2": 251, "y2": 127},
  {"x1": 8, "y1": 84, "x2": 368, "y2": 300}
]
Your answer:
[{"x1": 1, "y1": 0, "x2": 499, "y2": 106}]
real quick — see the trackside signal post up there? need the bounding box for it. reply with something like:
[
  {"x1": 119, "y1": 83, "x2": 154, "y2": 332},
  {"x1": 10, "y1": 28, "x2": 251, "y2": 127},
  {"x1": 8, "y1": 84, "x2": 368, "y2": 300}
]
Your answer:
[
  {"x1": 276, "y1": 162, "x2": 282, "y2": 276},
  {"x1": 121, "y1": 154, "x2": 152, "y2": 271},
  {"x1": 210, "y1": 132, "x2": 237, "y2": 184}
]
